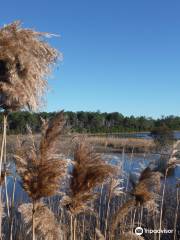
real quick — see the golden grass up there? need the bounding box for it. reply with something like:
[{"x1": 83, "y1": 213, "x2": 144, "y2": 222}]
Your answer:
[
  {"x1": 0, "y1": 21, "x2": 60, "y2": 111},
  {"x1": 61, "y1": 140, "x2": 117, "y2": 215},
  {"x1": 14, "y1": 112, "x2": 67, "y2": 201},
  {"x1": 19, "y1": 202, "x2": 62, "y2": 240},
  {"x1": 87, "y1": 136, "x2": 155, "y2": 151}
]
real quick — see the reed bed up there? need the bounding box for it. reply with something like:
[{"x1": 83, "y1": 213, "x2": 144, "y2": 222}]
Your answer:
[
  {"x1": 0, "y1": 21, "x2": 179, "y2": 240},
  {"x1": 0, "y1": 126, "x2": 179, "y2": 239},
  {"x1": 87, "y1": 136, "x2": 155, "y2": 152}
]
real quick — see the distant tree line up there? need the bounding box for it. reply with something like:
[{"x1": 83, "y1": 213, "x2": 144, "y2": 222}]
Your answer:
[{"x1": 0, "y1": 111, "x2": 180, "y2": 134}]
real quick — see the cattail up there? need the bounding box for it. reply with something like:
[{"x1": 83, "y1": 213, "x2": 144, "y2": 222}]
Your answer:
[{"x1": 0, "y1": 21, "x2": 60, "y2": 111}]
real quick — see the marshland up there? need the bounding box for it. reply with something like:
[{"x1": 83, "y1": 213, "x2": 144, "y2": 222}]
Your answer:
[
  {"x1": 0, "y1": 2, "x2": 180, "y2": 239},
  {"x1": 0, "y1": 115, "x2": 179, "y2": 240}
]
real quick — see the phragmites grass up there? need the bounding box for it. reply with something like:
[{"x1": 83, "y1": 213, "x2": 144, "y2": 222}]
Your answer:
[
  {"x1": 111, "y1": 199, "x2": 136, "y2": 234},
  {"x1": 111, "y1": 167, "x2": 162, "y2": 234},
  {"x1": 15, "y1": 112, "x2": 67, "y2": 240},
  {"x1": 18, "y1": 202, "x2": 62, "y2": 240},
  {"x1": 61, "y1": 141, "x2": 117, "y2": 215},
  {"x1": 0, "y1": 21, "x2": 60, "y2": 111},
  {"x1": 132, "y1": 167, "x2": 162, "y2": 206},
  {"x1": 14, "y1": 111, "x2": 67, "y2": 201}
]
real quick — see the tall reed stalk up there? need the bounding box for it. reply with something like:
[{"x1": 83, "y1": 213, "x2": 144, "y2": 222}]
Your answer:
[
  {"x1": 0, "y1": 114, "x2": 7, "y2": 180},
  {"x1": 173, "y1": 184, "x2": 179, "y2": 240},
  {"x1": 0, "y1": 113, "x2": 8, "y2": 239},
  {"x1": 9, "y1": 176, "x2": 16, "y2": 240},
  {"x1": 158, "y1": 168, "x2": 168, "y2": 240},
  {"x1": 32, "y1": 201, "x2": 36, "y2": 240}
]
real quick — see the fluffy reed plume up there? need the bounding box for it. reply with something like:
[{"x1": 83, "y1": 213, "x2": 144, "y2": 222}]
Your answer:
[
  {"x1": 167, "y1": 140, "x2": 180, "y2": 169},
  {"x1": 108, "y1": 178, "x2": 124, "y2": 197},
  {"x1": 61, "y1": 141, "x2": 117, "y2": 215},
  {"x1": 111, "y1": 199, "x2": 136, "y2": 233},
  {"x1": 19, "y1": 202, "x2": 62, "y2": 240},
  {"x1": 15, "y1": 112, "x2": 67, "y2": 240},
  {"x1": 104, "y1": 178, "x2": 124, "y2": 239},
  {"x1": 0, "y1": 21, "x2": 60, "y2": 111},
  {"x1": 158, "y1": 141, "x2": 180, "y2": 240},
  {"x1": 111, "y1": 167, "x2": 162, "y2": 234},
  {"x1": 132, "y1": 167, "x2": 162, "y2": 206},
  {"x1": 121, "y1": 232, "x2": 144, "y2": 240},
  {"x1": 14, "y1": 111, "x2": 67, "y2": 201}
]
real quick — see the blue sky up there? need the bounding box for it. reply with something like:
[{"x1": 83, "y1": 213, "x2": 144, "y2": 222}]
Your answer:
[{"x1": 1, "y1": 0, "x2": 180, "y2": 118}]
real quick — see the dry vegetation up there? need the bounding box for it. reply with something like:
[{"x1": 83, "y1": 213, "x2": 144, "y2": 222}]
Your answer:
[
  {"x1": 87, "y1": 136, "x2": 155, "y2": 153},
  {"x1": 0, "y1": 21, "x2": 60, "y2": 111},
  {"x1": 0, "y1": 21, "x2": 179, "y2": 240},
  {"x1": 0, "y1": 112, "x2": 178, "y2": 239}
]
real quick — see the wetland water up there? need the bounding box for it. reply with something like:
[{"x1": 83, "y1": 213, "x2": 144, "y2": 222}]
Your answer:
[
  {"x1": 5, "y1": 151, "x2": 180, "y2": 205},
  {"x1": 105, "y1": 131, "x2": 180, "y2": 139}
]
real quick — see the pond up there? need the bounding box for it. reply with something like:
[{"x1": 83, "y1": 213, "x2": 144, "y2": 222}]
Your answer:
[{"x1": 5, "y1": 151, "x2": 180, "y2": 206}]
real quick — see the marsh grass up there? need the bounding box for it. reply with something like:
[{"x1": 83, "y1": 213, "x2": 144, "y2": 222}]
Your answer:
[
  {"x1": 87, "y1": 136, "x2": 155, "y2": 153},
  {"x1": 0, "y1": 115, "x2": 179, "y2": 239}
]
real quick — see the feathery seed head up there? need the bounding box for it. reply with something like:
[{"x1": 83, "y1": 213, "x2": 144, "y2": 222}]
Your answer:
[{"x1": 0, "y1": 21, "x2": 60, "y2": 111}]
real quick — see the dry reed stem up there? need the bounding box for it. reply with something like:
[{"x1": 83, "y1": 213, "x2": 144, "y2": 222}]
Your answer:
[
  {"x1": 173, "y1": 181, "x2": 179, "y2": 240},
  {"x1": 0, "y1": 199, "x2": 4, "y2": 238}
]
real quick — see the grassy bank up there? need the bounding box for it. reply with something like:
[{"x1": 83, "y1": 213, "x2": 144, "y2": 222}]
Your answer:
[{"x1": 87, "y1": 136, "x2": 155, "y2": 153}]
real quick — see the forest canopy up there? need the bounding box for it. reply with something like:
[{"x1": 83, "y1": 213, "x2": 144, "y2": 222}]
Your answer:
[{"x1": 0, "y1": 111, "x2": 180, "y2": 134}]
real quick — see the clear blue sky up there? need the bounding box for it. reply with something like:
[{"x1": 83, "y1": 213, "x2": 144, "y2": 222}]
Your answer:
[{"x1": 1, "y1": 0, "x2": 180, "y2": 118}]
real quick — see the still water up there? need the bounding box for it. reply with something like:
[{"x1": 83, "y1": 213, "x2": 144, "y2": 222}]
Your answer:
[{"x1": 4, "y1": 151, "x2": 180, "y2": 205}]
